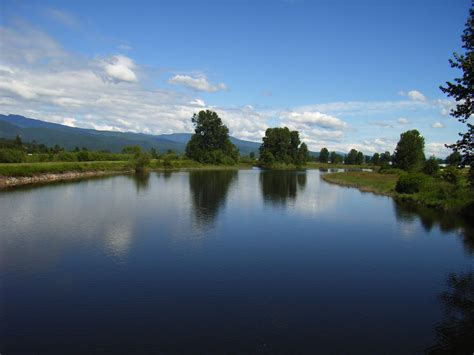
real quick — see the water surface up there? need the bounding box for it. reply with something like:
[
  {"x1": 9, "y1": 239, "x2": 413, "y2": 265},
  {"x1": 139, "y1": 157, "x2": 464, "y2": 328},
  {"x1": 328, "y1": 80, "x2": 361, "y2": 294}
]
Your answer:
[{"x1": 1, "y1": 169, "x2": 472, "y2": 353}]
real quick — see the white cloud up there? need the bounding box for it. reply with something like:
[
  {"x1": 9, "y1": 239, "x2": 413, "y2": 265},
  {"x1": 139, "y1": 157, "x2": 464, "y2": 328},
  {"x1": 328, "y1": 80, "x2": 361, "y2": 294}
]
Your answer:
[
  {"x1": 169, "y1": 74, "x2": 226, "y2": 92},
  {"x1": 407, "y1": 90, "x2": 427, "y2": 102},
  {"x1": 426, "y1": 142, "x2": 450, "y2": 158},
  {"x1": 432, "y1": 121, "x2": 444, "y2": 128},
  {"x1": 102, "y1": 55, "x2": 138, "y2": 83},
  {"x1": 189, "y1": 98, "x2": 206, "y2": 107},
  {"x1": 397, "y1": 117, "x2": 409, "y2": 124},
  {"x1": 281, "y1": 111, "x2": 347, "y2": 130}
]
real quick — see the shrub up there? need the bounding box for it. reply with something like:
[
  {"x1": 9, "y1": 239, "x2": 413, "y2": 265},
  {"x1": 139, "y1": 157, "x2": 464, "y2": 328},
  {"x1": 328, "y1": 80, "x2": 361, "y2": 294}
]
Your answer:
[
  {"x1": 163, "y1": 155, "x2": 173, "y2": 169},
  {"x1": 423, "y1": 157, "x2": 440, "y2": 176},
  {"x1": 395, "y1": 173, "x2": 429, "y2": 194},
  {"x1": 0, "y1": 148, "x2": 26, "y2": 163},
  {"x1": 441, "y1": 166, "x2": 460, "y2": 185}
]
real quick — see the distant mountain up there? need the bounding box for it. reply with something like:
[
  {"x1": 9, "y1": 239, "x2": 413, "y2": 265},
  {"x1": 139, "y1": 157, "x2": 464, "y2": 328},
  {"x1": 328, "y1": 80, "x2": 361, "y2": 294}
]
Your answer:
[{"x1": 0, "y1": 114, "x2": 262, "y2": 155}]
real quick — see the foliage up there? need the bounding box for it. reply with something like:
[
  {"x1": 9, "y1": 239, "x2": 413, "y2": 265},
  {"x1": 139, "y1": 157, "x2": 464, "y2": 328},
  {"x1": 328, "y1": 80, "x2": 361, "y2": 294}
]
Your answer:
[
  {"x1": 330, "y1": 151, "x2": 343, "y2": 164},
  {"x1": 319, "y1": 147, "x2": 329, "y2": 163},
  {"x1": 259, "y1": 127, "x2": 309, "y2": 167},
  {"x1": 393, "y1": 130, "x2": 425, "y2": 171},
  {"x1": 423, "y1": 156, "x2": 440, "y2": 176},
  {"x1": 380, "y1": 151, "x2": 392, "y2": 166},
  {"x1": 355, "y1": 151, "x2": 364, "y2": 165},
  {"x1": 344, "y1": 149, "x2": 359, "y2": 165},
  {"x1": 441, "y1": 166, "x2": 461, "y2": 185},
  {"x1": 440, "y1": 4, "x2": 473, "y2": 167},
  {"x1": 132, "y1": 146, "x2": 151, "y2": 173},
  {"x1": 371, "y1": 153, "x2": 380, "y2": 165},
  {"x1": 446, "y1": 151, "x2": 462, "y2": 166},
  {"x1": 185, "y1": 110, "x2": 239, "y2": 165},
  {"x1": 0, "y1": 148, "x2": 26, "y2": 163},
  {"x1": 395, "y1": 173, "x2": 429, "y2": 194}
]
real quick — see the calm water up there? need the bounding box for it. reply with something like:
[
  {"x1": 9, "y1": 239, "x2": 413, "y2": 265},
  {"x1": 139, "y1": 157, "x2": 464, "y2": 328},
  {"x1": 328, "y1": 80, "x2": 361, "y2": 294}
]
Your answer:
[{"x1": 0, "y1": 169, "x2": 473, "y2": 354}]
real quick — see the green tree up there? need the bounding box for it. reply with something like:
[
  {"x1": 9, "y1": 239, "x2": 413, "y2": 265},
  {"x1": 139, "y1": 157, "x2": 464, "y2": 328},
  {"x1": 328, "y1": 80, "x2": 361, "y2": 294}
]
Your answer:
[
  {"x1": 297, "y1": 142, "x2": 309, "y2": 165},
  {"x1": 371, "y1": 152, "x2": 380, "y2": 165},
  {"x1": 259, "y1": 127, "x2": 309, "y2": 167},
  {"x1": 185, "y1": 110, "x2": 238, "y2": 165},
  {"x1": 122, "y1": 145, "x2": 141, "y2": 155},
  {"x1": 394, "y1": 130, "x2": 425, "y2": 171},
  {"x1": 132, "y1": 146, "x2": 151, "y2": 173},
  {"x1": 14, "y1": 134, "x2": 22, "y2": 147},
  {"x1": 446, "y1": 151, "x2": 462, "y2": 166},
  {"x1": 423, "y1": 156, "x2": 440, "y2": 176},
  {"x1": 330, "y1": 151, "x2": 343, "y2": 164},
  {"x1": 319, "y1": 147, "x2": 329, "y2": 163},
  {"x1": 249, "y1": 151, "x2": 255, "y2": 160},
  {"x1": 345, "y1": 149, "x2": 358, "y2": 165},
  {"x1": 380, "y1": 151, "x2": 392, "y2": 165},
  {"x1": 440, "y1": 4, "x2": 473, "y2": 168},
  {"x1": 149, "y1": 147, "x2": 159, "y2": 159},
  {"x1": 355, "y1": 151, "x2": 364, "y2": 165}
]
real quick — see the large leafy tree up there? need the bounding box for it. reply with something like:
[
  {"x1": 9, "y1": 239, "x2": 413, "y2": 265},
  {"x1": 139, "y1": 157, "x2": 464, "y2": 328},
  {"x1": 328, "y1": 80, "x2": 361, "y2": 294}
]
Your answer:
[
  {"x1": 259, "y1": 127, "x2": 308, "y2": 166},
  {"x1": 345, "y1": 149, "x2": 358, "y2": 165},
  {"x1": 185, "y1": 110, "x2": 239, "y2": 165},
  {"x1": 330, "y1": 151, "x2": 343, "y2": 164},
  {"x1": 393, "y1": 130, "x2": 425, "y2": 171},
  {"x1": 440, "y1": 4, "x2": 473, "y2": 167},
  {"x1": 319, "y1": 147, "x2": 329, "y2": 163}
]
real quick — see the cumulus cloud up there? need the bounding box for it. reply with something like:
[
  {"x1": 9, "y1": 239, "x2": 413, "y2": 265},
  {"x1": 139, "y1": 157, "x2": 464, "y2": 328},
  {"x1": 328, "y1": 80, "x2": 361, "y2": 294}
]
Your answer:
[
  {"x1": 169, "y1": 74, "x2": 227, "y2": 92},
  {"x1": 432, "y1": 122, "x2": 444, "y2": 128},
  {"x1": 426, "y1": 142, "x2": 450, "y2": 158},
  {"x1": 281, "y1": 111, "x2": 347, "y2": 130},
  {"x1": 397, "y1": 117, "x2": 409, "y2": 124},
  {"x1": 102, "y1": 55, "x2": 138, "y2": 83},
  {"x1": 407, "y1": 90, "x2": 427, "y2": 102}
]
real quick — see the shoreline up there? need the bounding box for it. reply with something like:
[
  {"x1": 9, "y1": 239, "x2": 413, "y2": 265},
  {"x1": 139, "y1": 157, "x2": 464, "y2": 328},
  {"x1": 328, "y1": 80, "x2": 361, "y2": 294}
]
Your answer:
[
  {"x1": 0, "y1": 170, "x2": 128, "y2": 189},
  {"x1": 322, "y1": 170, "x2": 474, "y2": 217}
]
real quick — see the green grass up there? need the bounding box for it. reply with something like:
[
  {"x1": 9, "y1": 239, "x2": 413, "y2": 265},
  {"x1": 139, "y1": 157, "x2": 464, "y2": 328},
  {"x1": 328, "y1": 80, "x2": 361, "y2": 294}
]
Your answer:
[
  {"x1": 322, "y1": 171, "x2": 398, "y2": 195},
  {"x1": 0, "y1": 161, "x2": 132, "y2": 177},
  {"x1": 307, "y1": 162, "x2": 377, "y2": 170},
  {"x1": 0, "y1": 159, "x2": 250, "y2": 177}
]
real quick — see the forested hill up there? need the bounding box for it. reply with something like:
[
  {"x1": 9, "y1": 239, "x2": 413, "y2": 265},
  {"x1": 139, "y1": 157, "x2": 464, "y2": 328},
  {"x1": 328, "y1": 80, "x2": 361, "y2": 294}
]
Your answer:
[{"x1": 0, "y1": 114, "x2": 262, "y2": 155}]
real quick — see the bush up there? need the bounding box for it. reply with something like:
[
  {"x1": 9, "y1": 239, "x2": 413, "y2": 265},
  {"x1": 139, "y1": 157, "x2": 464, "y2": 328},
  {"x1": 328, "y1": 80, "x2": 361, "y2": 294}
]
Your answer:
[
  {"x1": 163, "y1": 155, "x2": 173, "y2": 168},
  {"x1": 423, "y1": 157, "x2": 440, "y2": 176},
  {"x1": 441, "y1": 166, "x2": 461, "y2": 185},
  {"x1": 395, "y1": 173, "x2": 429, "y2": 194},
  {"x1": 0, "y1": 148, "x2": 26, "y2": 163}
]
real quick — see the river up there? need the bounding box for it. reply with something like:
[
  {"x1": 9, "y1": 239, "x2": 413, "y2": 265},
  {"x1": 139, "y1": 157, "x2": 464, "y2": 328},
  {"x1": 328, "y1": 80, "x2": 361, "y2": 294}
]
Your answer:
[{"x1": 0, "y1": 169, "x2": 472, "y2": 353}]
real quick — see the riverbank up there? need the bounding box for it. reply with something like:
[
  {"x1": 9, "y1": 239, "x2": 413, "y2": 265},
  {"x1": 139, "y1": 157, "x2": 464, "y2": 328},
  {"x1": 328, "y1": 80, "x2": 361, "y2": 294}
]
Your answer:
[
  {"x1": 322, "y1": 170, "x2": 474, "y2": 215},
  {"x1": 0, "y1": 160, "x2": 253, "y2": 188}
]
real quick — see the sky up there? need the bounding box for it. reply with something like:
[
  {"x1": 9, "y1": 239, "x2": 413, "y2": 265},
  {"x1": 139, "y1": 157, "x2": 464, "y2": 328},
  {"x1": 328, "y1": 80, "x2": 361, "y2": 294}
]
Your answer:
[{"x1": 0, "y1": 0, "x2": 471, "y2": 157}]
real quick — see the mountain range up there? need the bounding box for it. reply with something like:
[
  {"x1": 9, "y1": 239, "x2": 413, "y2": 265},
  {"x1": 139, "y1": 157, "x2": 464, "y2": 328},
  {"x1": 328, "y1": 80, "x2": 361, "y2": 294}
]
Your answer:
[{"x1": 0, "y1": 114, "x2": 262, "y2": 155}]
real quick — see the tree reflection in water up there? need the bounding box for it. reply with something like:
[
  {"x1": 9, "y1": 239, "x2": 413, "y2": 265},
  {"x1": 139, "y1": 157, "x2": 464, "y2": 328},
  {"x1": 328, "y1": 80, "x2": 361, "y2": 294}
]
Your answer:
[
  {"x1": 259, "y1": 170, "x2": 307, "y2": 206},
  {"x1": 130, "y1": 172, "x2": 151, "y2": 193},
  {"x1": 189, "y1": 170, "x2": 237, "y2": 229},
  {"x1": 394, "y1": 201, "x2": 474, "y2": 254},
  {"x1": 427, "y1": 271, "x2": 474, "y2": 354}
]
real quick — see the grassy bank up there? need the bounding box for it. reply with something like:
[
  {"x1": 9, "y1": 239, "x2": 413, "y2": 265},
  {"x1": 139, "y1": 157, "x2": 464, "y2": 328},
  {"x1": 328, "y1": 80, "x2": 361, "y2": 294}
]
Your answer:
[
  {"x1": 322, "y1": 170, "x2": 474, "y2": 214},
  {"x1": 0, "y1": 159, "x2": 251, "y2": 177},
  {"x1": 321, "y1": 171, "x2": 398, "y2": 195},
  {"x1": 307, "y1": 162, "x2": 376, "y2": 170},
  {"x1": 0, "y1": 161, "x2": 132, "y2": 177}
]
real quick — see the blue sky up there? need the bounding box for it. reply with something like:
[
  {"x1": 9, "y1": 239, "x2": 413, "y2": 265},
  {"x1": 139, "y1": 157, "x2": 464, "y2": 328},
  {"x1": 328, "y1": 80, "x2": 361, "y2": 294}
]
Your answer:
[{"x1": 0, "y1": 0, "x2": 471, "y2": 156}]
